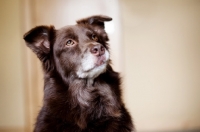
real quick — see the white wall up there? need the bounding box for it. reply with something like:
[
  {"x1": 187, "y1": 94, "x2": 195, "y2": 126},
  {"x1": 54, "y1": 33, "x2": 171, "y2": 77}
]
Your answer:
[{"x1": 121, "y1": 0, "x2": 200, "y2": 131}]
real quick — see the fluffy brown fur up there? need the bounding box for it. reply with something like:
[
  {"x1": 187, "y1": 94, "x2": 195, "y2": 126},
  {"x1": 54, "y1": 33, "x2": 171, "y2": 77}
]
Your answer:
[{"x1": 23, "y1": 15, "x2": 134, "y2": 132}]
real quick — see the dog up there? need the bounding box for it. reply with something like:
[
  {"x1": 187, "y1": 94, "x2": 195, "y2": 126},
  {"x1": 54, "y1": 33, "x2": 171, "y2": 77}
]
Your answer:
[{"x1": 24, "y1": 15, "x2": 134, "y2": 132}]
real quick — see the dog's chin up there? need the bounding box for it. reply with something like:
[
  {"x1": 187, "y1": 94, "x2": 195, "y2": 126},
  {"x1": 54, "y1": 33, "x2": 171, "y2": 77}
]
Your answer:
[
  {"x1": 77, "y1": 49, "x2": 109, "y2": 79},
  {"x1": 76, "y1": 62, "x2": 107, "y2": 79}
]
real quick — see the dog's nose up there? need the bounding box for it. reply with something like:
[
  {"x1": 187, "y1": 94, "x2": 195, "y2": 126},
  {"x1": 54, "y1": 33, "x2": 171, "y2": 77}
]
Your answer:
[{"x1": 90, "y1": 44, "x2": 105, "y2": 56}]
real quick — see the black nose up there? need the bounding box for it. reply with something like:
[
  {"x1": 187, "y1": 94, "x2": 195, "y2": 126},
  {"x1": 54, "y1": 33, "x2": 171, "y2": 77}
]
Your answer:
[{"x1": 90, "y1": 44, "x2": 105, "y2": 56}]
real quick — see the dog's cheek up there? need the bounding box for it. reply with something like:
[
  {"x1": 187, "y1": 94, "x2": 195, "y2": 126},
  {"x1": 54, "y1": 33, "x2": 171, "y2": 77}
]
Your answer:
[
  {"x1": 56, "y1": 54, "x2": 74, "y2": 73},
  {"x1": 105, "y1": 50, "x2": 110, "y2": 61},
  {"x1": 75, "y1": 53, "x2": 95, "y2": 78},
  {"x1": 82, "y1": 53, "x2": 96, "y2": 71}
]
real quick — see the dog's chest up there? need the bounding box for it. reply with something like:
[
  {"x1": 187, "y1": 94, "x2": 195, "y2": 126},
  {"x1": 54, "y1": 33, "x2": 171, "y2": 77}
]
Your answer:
[{"x1": 69, "y1": 80, "x2": 121, "y2": 118}]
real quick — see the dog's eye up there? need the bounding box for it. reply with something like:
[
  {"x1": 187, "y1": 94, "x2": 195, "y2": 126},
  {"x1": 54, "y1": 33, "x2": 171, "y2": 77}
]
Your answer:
[
  {"x1": 66, "y1": 40, "x2": 75, "y2": 46},
  {"x1": 91, "y1": 34, "x2": 98, "y2": 41}
]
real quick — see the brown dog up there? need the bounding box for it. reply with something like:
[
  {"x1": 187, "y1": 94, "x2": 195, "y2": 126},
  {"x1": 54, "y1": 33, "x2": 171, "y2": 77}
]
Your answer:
[{"x1": 24, "y1": 15, "x2": 134, "y2": 132}]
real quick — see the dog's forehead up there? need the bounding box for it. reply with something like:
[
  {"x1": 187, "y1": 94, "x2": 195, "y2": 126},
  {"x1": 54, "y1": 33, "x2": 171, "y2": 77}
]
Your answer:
[{"x1": 57, "y1": 25, "x2": 91, "y2": 35}]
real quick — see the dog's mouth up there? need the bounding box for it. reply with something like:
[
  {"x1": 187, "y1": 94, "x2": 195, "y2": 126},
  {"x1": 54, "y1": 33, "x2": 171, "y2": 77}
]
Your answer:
[
  {"x1": 76, "y1": 51, "x2": 109, "y2": 79},
  {"x1": 95, "y1": 56, "x2": 106, "y2": 66},
  {"x1": 85, "y1": 56, "x2": 107, "y2": 72}
]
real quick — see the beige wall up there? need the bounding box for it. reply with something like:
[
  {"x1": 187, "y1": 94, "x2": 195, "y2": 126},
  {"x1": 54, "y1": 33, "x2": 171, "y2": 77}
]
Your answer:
[
  {"x1": 0, "y1": 0, "x2": 25, "y2": 131},
  {"x1": 0, "y1": 0, "x2": 200, "y2": 132},
  {"x1": 121, "y1": 0, "x2": 200, "y2": 131}
]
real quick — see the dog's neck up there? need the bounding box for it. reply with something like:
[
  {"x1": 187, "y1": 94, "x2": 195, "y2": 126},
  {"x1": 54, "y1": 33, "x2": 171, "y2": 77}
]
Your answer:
[{"x1": 85, "y1": 78, "x2": 95, "y2": 87}]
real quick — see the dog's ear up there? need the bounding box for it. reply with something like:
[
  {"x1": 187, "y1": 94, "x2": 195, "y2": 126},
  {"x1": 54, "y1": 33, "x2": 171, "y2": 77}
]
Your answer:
[
  {"x1": 76, "y1": 15, "x2": 112, "y2": 29},
  {"x1": 23, "y1": 25, "x2": 54, "y2": 60}
]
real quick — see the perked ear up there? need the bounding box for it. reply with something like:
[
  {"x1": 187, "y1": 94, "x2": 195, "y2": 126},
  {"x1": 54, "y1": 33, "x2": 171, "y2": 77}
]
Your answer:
[
  {"x1": 23, "y1": 25, "x2": 55, "y2": 61},
  {"x1": 76, "y1": 15, "x2": 112, "y2": 29}
]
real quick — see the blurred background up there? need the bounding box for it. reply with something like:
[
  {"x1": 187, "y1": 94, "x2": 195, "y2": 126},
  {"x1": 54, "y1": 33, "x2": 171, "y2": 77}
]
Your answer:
[{"x1": 0, "y1": 0, "x2": 200, "y2": 132}]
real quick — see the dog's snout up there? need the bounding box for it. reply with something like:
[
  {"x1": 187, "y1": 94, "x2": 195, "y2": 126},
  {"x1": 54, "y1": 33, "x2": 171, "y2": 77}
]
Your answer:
[{"x1": 90, "y1": 45, "x2": 105, "y2": 56}]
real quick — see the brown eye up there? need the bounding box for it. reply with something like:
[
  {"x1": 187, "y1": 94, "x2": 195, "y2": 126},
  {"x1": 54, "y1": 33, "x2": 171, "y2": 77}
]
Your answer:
[
  {"x1": 91, "y1": 34, "x2": 98, "y2": 41},
  {"x1": 66, "y1": 39, "x2": 75, "y2": 46}
]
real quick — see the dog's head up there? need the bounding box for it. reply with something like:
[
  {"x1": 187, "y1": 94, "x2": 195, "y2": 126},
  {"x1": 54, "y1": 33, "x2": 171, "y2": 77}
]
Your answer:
[{"x1": 23, "y1": 15, "x2": 112, "y2": 79}]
